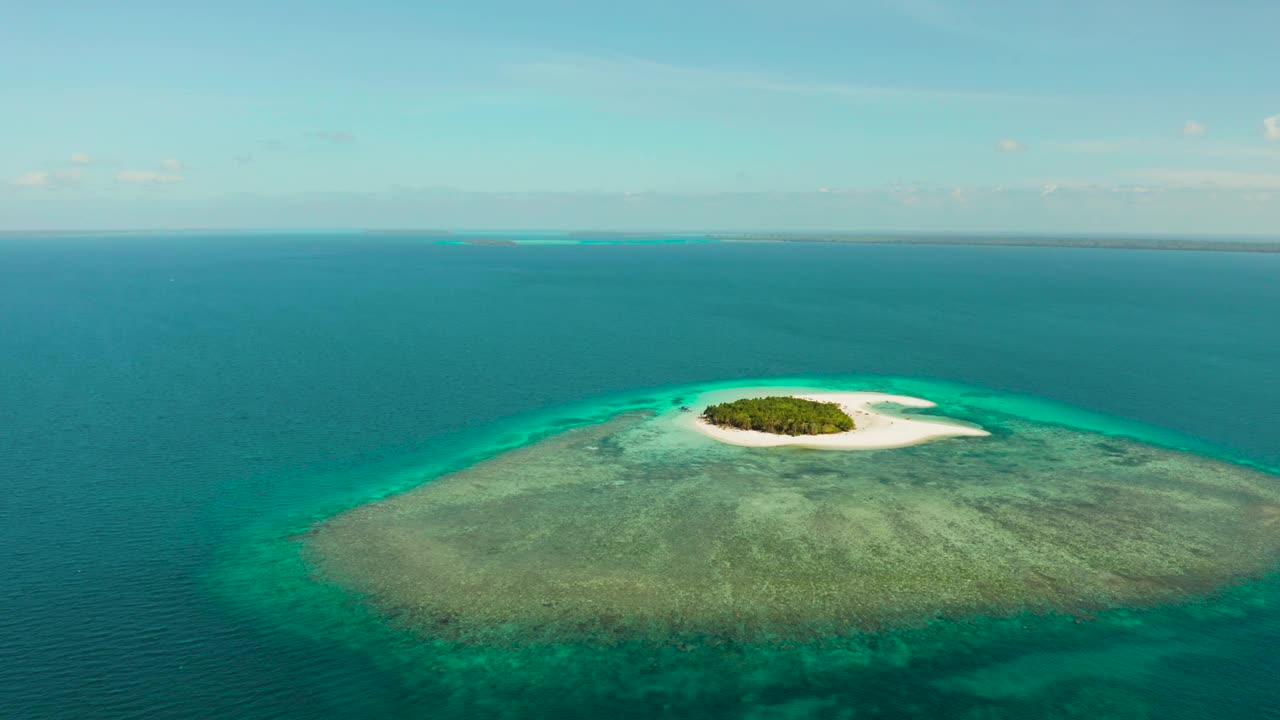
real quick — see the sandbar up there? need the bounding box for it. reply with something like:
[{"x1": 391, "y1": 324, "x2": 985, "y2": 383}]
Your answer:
[{"x1": 690, "y1": 391, "x2": 989, "y2": 449}]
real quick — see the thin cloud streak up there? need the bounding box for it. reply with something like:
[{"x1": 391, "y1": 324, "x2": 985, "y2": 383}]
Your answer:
[
  {"x1": 1047, "y1": 137, "x2": 1280, "y2": 160},
  {"x1": 1132, "y1": 168, "x2": 1280, "y2": 189},
  {"x1": 10, "y1": 168, "x2": 81, "y2": 188},
  {"x1": 117, "y1": 170, "x2": 183, "y2": 184},
  {"x1": 507, "y1": 55, "x2": 1068, "y2": 106},
  {"x1": 12, "y1": 171, "x2": 52, "y2": 187}
]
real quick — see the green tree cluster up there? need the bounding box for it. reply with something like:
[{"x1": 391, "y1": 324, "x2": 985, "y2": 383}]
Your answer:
[{"x1": 701, "y1": 396, "x2": 855, "y2": 436}]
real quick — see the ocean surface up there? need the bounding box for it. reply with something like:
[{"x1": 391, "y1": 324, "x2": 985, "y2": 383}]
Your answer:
[{"x1": 1, "y1": 232, "x2": 1278, "y2": 719}]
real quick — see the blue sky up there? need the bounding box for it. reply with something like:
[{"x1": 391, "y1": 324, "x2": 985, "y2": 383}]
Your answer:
[{"x1": 4, "y1": 0, "x2": 1279, "y2": 233}]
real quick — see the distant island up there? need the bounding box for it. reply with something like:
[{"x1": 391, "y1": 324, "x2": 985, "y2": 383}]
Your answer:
[
  {"x1": 706, "y1": 233, "x2": 1280, "y2": 253},
  {"x1": 702, "y1": 396, "x2": 854, "y2": 435},
  {"x1": 362, "y1": 229, "x2": 454, "y2": 236}
]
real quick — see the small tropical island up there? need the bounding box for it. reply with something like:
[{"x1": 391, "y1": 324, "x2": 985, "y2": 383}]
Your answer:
[
  {"x1": 701, "y1": 396, "x2": 855, "y2": 435},
  {"x1": 689, "y1": 390, "x2": 989, "y2": 450}
]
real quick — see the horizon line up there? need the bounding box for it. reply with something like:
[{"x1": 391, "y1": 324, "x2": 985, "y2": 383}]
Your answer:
[{"x1": 2, "y1": 228, "x2": 1280, "y2": 240}]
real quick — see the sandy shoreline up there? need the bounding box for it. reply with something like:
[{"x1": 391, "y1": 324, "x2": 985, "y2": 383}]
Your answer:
[{"x1": 690, "y1": 391, "x2": 989, "y2": 449}]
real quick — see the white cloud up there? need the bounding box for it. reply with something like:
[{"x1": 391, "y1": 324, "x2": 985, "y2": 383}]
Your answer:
[
  {"x1": 1182, "y1": 121, "x2": 1206, "y2": 137},
  {"x1": 12, "y1": 171, "x2": 51, "y2": 187},
  {"x1": 11, "y1": 168, "x2": 82, "y2": 188},
  {"x1": 70, "y1": 152, "x2": 93, "y2": 165},
  {"x1": 116, "y1": 170, "x2": 183, "y2": 184},
  {"x1": 1265, "y1": 114, "x2": 1280, "y2": 141},
  {"x1": 160, "y1": 158, "x2": 183, "y2": 171},
  {"x1": 996, "y1": 138, "x2": 1026, "y2": 153}
]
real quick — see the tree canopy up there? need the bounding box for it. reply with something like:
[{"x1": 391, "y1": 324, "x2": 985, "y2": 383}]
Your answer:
[{"x1": 701, "y1": 396, "x2": 854, "y2": 436}]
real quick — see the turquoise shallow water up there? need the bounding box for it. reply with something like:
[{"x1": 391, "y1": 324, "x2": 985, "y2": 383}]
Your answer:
[
  {"x1": 304, "y1": 376, "x2": 1280, "y2": 638},
  {"x1": 1, "y1": 234, "x2": 1278, "y2": 718}
]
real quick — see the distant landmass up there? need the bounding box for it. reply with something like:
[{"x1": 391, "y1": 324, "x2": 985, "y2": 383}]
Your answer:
[
  {"x1": 3, "y1": 230, "x2": 1278, "y2": 253},
  {"x1": 362, "y1": 229, "x2": 454, "y2": 236},
  {"x1": 708, "y1": 233, "x2": 1280, "y2": 253},
  {"x1": 565, "y1": 230, "x2": 677, "y2": 238}
]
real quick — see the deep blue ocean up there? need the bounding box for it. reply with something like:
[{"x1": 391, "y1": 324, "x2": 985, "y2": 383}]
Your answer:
[{"x1": 2, "y1": 233, "x2": 1278, "y2": 719}]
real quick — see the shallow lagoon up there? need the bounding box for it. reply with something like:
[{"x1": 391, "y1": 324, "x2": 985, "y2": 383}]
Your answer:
[
  {"x1": 222, "y1": 375, "x2": 1280, "y2": 718},
  {"x1": 310, "y1": 384, "x2": 1280, "y2": 644}
]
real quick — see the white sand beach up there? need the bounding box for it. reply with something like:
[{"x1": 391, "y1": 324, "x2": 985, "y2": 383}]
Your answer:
[{"x1": 690, "y1": 391, "x2": 989, "y2": 450}]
